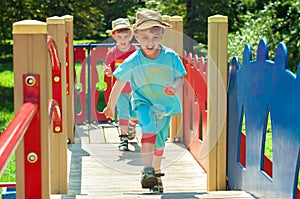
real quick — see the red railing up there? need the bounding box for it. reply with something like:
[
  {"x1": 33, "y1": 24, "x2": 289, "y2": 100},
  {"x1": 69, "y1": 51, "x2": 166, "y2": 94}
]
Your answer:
[
  {"x1": 0, "y1": 102, "x2": 37, "y2": 176},
  {"x1": 48, "y1": 99, "x2": 62, "y2": 131},
  {"x1": 0, "y1": 182, "x2": 16, "y2": 188},
  {"x1": 47, "y1": 35, "x2": 63, "y2": 133}
]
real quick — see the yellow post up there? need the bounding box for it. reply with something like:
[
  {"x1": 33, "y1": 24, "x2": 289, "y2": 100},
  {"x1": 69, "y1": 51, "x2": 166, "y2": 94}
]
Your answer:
[
  {"x1": 46, "y1": 16, "x2": 68, "y2": 194},
  {"x1": 162, "y1": 15, "x2": 184, "y2": 142},
  {"x1": 13, "y1": 20, "x2": 51, "y2": 199},
  {"x1": 62, "y1": 15, "x2": 75, "y2": 144},
  {"x1": 207, "y1": 15, "x2": 228, "y2": 190}
]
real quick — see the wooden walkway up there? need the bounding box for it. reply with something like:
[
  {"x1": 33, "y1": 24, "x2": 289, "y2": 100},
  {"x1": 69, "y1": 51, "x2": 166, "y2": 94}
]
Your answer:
[{"x1": 51, "y1": 123, "x2": 254, "y2": 199}]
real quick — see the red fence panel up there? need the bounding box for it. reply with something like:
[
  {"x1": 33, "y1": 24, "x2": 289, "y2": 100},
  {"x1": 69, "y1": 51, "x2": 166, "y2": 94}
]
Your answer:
[
  {"x1": 90, "y1": 45, "x2": 110, "y2": 122},
  {"x1": 73, "y1": 44, "x2": 115, "y2": 124},
  {"x1": 183, "y1": 51, "x2": 208, "y2": 171},
  {"x1": 74, "y1": 46, "x2": 87, "y2": 124}
]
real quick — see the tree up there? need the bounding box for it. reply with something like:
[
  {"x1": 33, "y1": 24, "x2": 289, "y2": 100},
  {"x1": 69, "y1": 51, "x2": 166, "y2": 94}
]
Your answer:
[{"x1": 228, "y1": 0, "x2": 300, "y2": 72}]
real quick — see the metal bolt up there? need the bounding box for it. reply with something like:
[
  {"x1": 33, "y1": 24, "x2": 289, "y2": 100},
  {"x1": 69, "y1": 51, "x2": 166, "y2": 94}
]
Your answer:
[
  {"x1": 27, "y1": 152, "x2": 38, "y2": 163},
  {"x1": 54, "y1": 76, "x2": 60, "y2": 82},
  {"x1": 25, "y1": 76, "x2": 36, "y2": 86},
  {"x1": 55, "y1": 126, "x2": 61, "y2": 132}
]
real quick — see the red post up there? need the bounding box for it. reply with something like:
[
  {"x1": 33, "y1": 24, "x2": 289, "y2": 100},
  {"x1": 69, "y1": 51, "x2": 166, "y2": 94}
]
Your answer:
[
  {"x1": 23, "y1": 75, "x2": 42, "y2": 199},
  {"x1": 47, "y1": 36, "x2": 63, "y2": 133}
]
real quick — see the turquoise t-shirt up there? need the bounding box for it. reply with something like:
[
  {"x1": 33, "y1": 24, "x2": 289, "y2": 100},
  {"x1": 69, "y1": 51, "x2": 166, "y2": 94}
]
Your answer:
[{"x1": 113, "y1": 45, "x2": 187, "y2": 116}]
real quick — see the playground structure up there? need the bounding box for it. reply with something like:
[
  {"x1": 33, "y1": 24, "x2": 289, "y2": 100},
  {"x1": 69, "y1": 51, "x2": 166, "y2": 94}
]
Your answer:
[{"x1": 0, "y1": 13, "x2": 299, "y2": 199}]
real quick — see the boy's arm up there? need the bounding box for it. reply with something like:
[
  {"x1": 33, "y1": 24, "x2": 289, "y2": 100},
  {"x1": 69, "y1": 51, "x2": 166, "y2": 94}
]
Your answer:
[
  {"x1": 164, "y1": 77, "x2": 184, "y2": 96},
  {"x1": 103, "y1": 80, "x2": 126, "y2": 118}
]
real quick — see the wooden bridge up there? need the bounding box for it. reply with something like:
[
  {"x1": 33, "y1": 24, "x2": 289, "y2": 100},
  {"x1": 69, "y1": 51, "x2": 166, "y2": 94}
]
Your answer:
[
  {"x1": 50, "y1": 123, "x2": 254, "y2": 199},
  {"x1": 2, "y1": 14, "x2": 298, "y2": 199}
]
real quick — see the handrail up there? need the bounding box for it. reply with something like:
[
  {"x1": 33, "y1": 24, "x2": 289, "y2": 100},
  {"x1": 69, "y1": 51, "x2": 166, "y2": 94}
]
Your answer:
[
  {"x1": 0, "y1": 102, "x2": 38, "y2": 176},
  {"x1": 0, "y1": 182, "x2": 16, "y2": 188},
  {"x1": 47, "y1": 35, "x2": 63, "y2": 133},
  {"x1": 47, "y1": 36, "x2": 61, "y2": 71},
  {"x1": 48, "y1": 99, "x2": 62, "y2": 132}
]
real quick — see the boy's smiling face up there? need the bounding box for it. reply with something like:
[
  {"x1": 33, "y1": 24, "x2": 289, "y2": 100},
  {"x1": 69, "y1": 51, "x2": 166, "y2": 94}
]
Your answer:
[
  {"x1": 134, "y1": 27, "x2": 164, "y2": 59},
  {"x1": 112, "y1": 30, "x2": 133, "y2": 51}
]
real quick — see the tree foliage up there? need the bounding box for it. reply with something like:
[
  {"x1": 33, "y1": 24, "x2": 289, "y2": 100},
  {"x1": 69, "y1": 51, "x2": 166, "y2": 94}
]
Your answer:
[
  {"x1": 228, "y1": 0, "x2": 299, "y2": 71},
  {"x1": 0, "y1": 0, "x2": 299, "y2": 69}
]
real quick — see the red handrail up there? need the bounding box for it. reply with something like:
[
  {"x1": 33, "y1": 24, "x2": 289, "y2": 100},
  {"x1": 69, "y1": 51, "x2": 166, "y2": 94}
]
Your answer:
[
  {"x1": 47, "y1": 36, "x2": 61, "y2": 72},
  {"x1": 0, "y1": 182, "x2": 16, "y2": 188},
  {"x1": 48, "y1": 99, "x2": 62, "y2": 131},
  {"x1": 47, "y1": 35, "x2": 63, "y2": 133},
  {"x1": 0, "y1": 102, "x2": 38, "y2": 176}
]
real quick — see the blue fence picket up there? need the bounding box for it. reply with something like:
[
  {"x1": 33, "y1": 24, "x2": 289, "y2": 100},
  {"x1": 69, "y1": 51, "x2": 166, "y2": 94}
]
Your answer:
[{"x1": 227, "y1": 39, "x2": 300, "y2": 199}]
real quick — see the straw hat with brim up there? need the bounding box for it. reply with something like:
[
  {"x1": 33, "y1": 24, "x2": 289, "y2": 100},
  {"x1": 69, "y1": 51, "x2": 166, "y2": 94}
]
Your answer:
[
  {"x1": 106, "y1": 18, "x2": 132, "y2": 35},
  {"x1": 133, "y1": 10, "x2": 172, "y2": 30}
]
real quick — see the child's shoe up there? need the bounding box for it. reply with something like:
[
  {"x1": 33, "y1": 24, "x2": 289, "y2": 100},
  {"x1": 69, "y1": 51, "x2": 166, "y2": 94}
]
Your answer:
[
  {"x1": 127, "y1": 122, "x2": 136, "y2": 140},
  {"x1": 118, "y1": 135, "x2": 129, "y2": 151},
  {"x1": 141, "y1": 167, "x2": 157, "y2": 188},
  {"x1": 150, "y1": 172, "x2": 164, "y2": 194}
]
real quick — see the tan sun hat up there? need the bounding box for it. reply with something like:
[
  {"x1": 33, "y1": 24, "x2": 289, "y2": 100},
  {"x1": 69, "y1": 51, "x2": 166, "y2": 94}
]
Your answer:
[
  {"x1": 106, "y1": 18, "x2": 132, "y2": 35},
  {"x1": 133, "y1": 10, "x2": 172, "y2": 30}
]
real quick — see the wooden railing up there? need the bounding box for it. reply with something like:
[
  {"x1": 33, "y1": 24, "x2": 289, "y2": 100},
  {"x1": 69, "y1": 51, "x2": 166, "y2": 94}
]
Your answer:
[{"x1": 0, "y1": 15, "x2": 74, "y2": 199}]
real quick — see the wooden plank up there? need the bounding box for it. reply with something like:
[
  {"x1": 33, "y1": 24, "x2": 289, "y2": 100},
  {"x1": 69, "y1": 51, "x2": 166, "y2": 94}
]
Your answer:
[
  {"x1": 52, "y1": 142, "x2": 253, "y2": 198},
  {"x1": 51, "y1": 124, "x2": 253, "y2": 198}
]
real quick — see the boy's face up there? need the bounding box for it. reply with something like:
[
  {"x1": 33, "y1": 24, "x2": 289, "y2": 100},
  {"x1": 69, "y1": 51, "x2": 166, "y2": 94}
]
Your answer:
[
  {"x1": 134, "y1": 28, "x2": 164, "y2": 59},
  {"x1": 112, "y1": 31, "x2": 133, "y2": 51}
]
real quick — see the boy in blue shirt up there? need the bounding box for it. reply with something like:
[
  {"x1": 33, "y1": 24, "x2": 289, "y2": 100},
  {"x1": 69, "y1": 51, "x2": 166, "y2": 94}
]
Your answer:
[{"x1": 103, "y1": 10, "x2": 187, "y2": 193}]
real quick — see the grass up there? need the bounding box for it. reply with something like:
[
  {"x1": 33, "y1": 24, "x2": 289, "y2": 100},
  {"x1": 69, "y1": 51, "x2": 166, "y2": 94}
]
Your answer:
[{"x1": 0, "y1": 57, "x2": 15, "y2": 198}]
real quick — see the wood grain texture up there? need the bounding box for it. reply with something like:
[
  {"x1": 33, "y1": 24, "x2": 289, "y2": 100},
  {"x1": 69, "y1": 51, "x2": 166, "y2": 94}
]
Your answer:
[{"x1": 51, "y1": 124, "x2": 254, "y2": 198}]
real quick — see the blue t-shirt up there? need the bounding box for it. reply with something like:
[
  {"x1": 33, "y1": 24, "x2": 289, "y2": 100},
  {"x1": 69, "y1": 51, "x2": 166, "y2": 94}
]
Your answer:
[{"x1": 113, "y1": 45, "x2": 187, "y2": 116}]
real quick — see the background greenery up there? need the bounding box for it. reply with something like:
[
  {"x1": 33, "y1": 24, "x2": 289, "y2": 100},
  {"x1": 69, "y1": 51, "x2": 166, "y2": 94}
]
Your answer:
[
  {"x1": 0, "y1": 0, "x2": 299, "y2": 192},
  {"x1": 0, "y1": 0, "x2": 299, "y2": 69}
]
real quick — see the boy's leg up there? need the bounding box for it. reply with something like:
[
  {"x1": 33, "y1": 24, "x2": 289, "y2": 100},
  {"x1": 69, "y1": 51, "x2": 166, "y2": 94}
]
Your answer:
[
  {"x1": 140, "y1": 137, "x2": 157, "y2": 188},
  {"x1": 118, "y1": 119, "x2": 129, "y2": 151},
  {"x1": 128, "y1": 97, "x2": 138, "y2": 140},
  {"x1": 137, "y1": 105, "x2": 158, "y2": 188},
  {"x1": 152, "y1": 149, "x2": 163, "y2": 170},
  {"x1": 150, "y1": 116, "x2": 171, "y2": 193},
  {"x1": 116, "y1": 94, "x2": 130, "y2": 151},
  {"x1": 152, "y1": 115, "x2": 170, "y2": 169}
]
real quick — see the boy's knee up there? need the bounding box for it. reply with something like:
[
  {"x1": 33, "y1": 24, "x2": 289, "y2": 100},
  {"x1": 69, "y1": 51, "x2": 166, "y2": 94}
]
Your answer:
[
  {"x1": 141, "y1": 133, "x2": 156, "y2": 144},
  {"x1": 154, "y1": 149, "x2": 164, "y2": 156}
]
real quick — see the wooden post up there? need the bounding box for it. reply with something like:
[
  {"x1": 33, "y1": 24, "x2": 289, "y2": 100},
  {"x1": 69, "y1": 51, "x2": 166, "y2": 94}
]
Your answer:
[
  {"x1": 46, "y1": 16, "x2": 68, "y2": 194},
  {"x1": 62, "y1": 15, "x2": 75, "y2": 144},
  {"x1": 207, "y1": 15, "x2": 228, "y2": 190},
  {"x1": 13, "y1": 20, "x2": 51, "y2": 199},
  {"x1": 162, "y1": 15, "x2": 184, "y2": 143}
]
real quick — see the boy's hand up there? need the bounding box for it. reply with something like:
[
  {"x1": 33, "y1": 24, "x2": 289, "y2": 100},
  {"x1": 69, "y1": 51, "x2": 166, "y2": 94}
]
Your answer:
[
  {"x1": 103, "y1": 106, "x2": 114, "y2": 119},
  {"x1": 102, "y1": 64, "x2": 113, "y2": 77},
  {"x1": 164, "y1": 83, "x2": 176, "y2": 96}
]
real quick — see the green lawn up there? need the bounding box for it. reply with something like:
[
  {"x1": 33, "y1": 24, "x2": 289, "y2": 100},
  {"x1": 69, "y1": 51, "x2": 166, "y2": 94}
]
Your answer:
[{"x1": 0, "y1": 57, "x2": 15, "y2": 198}]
